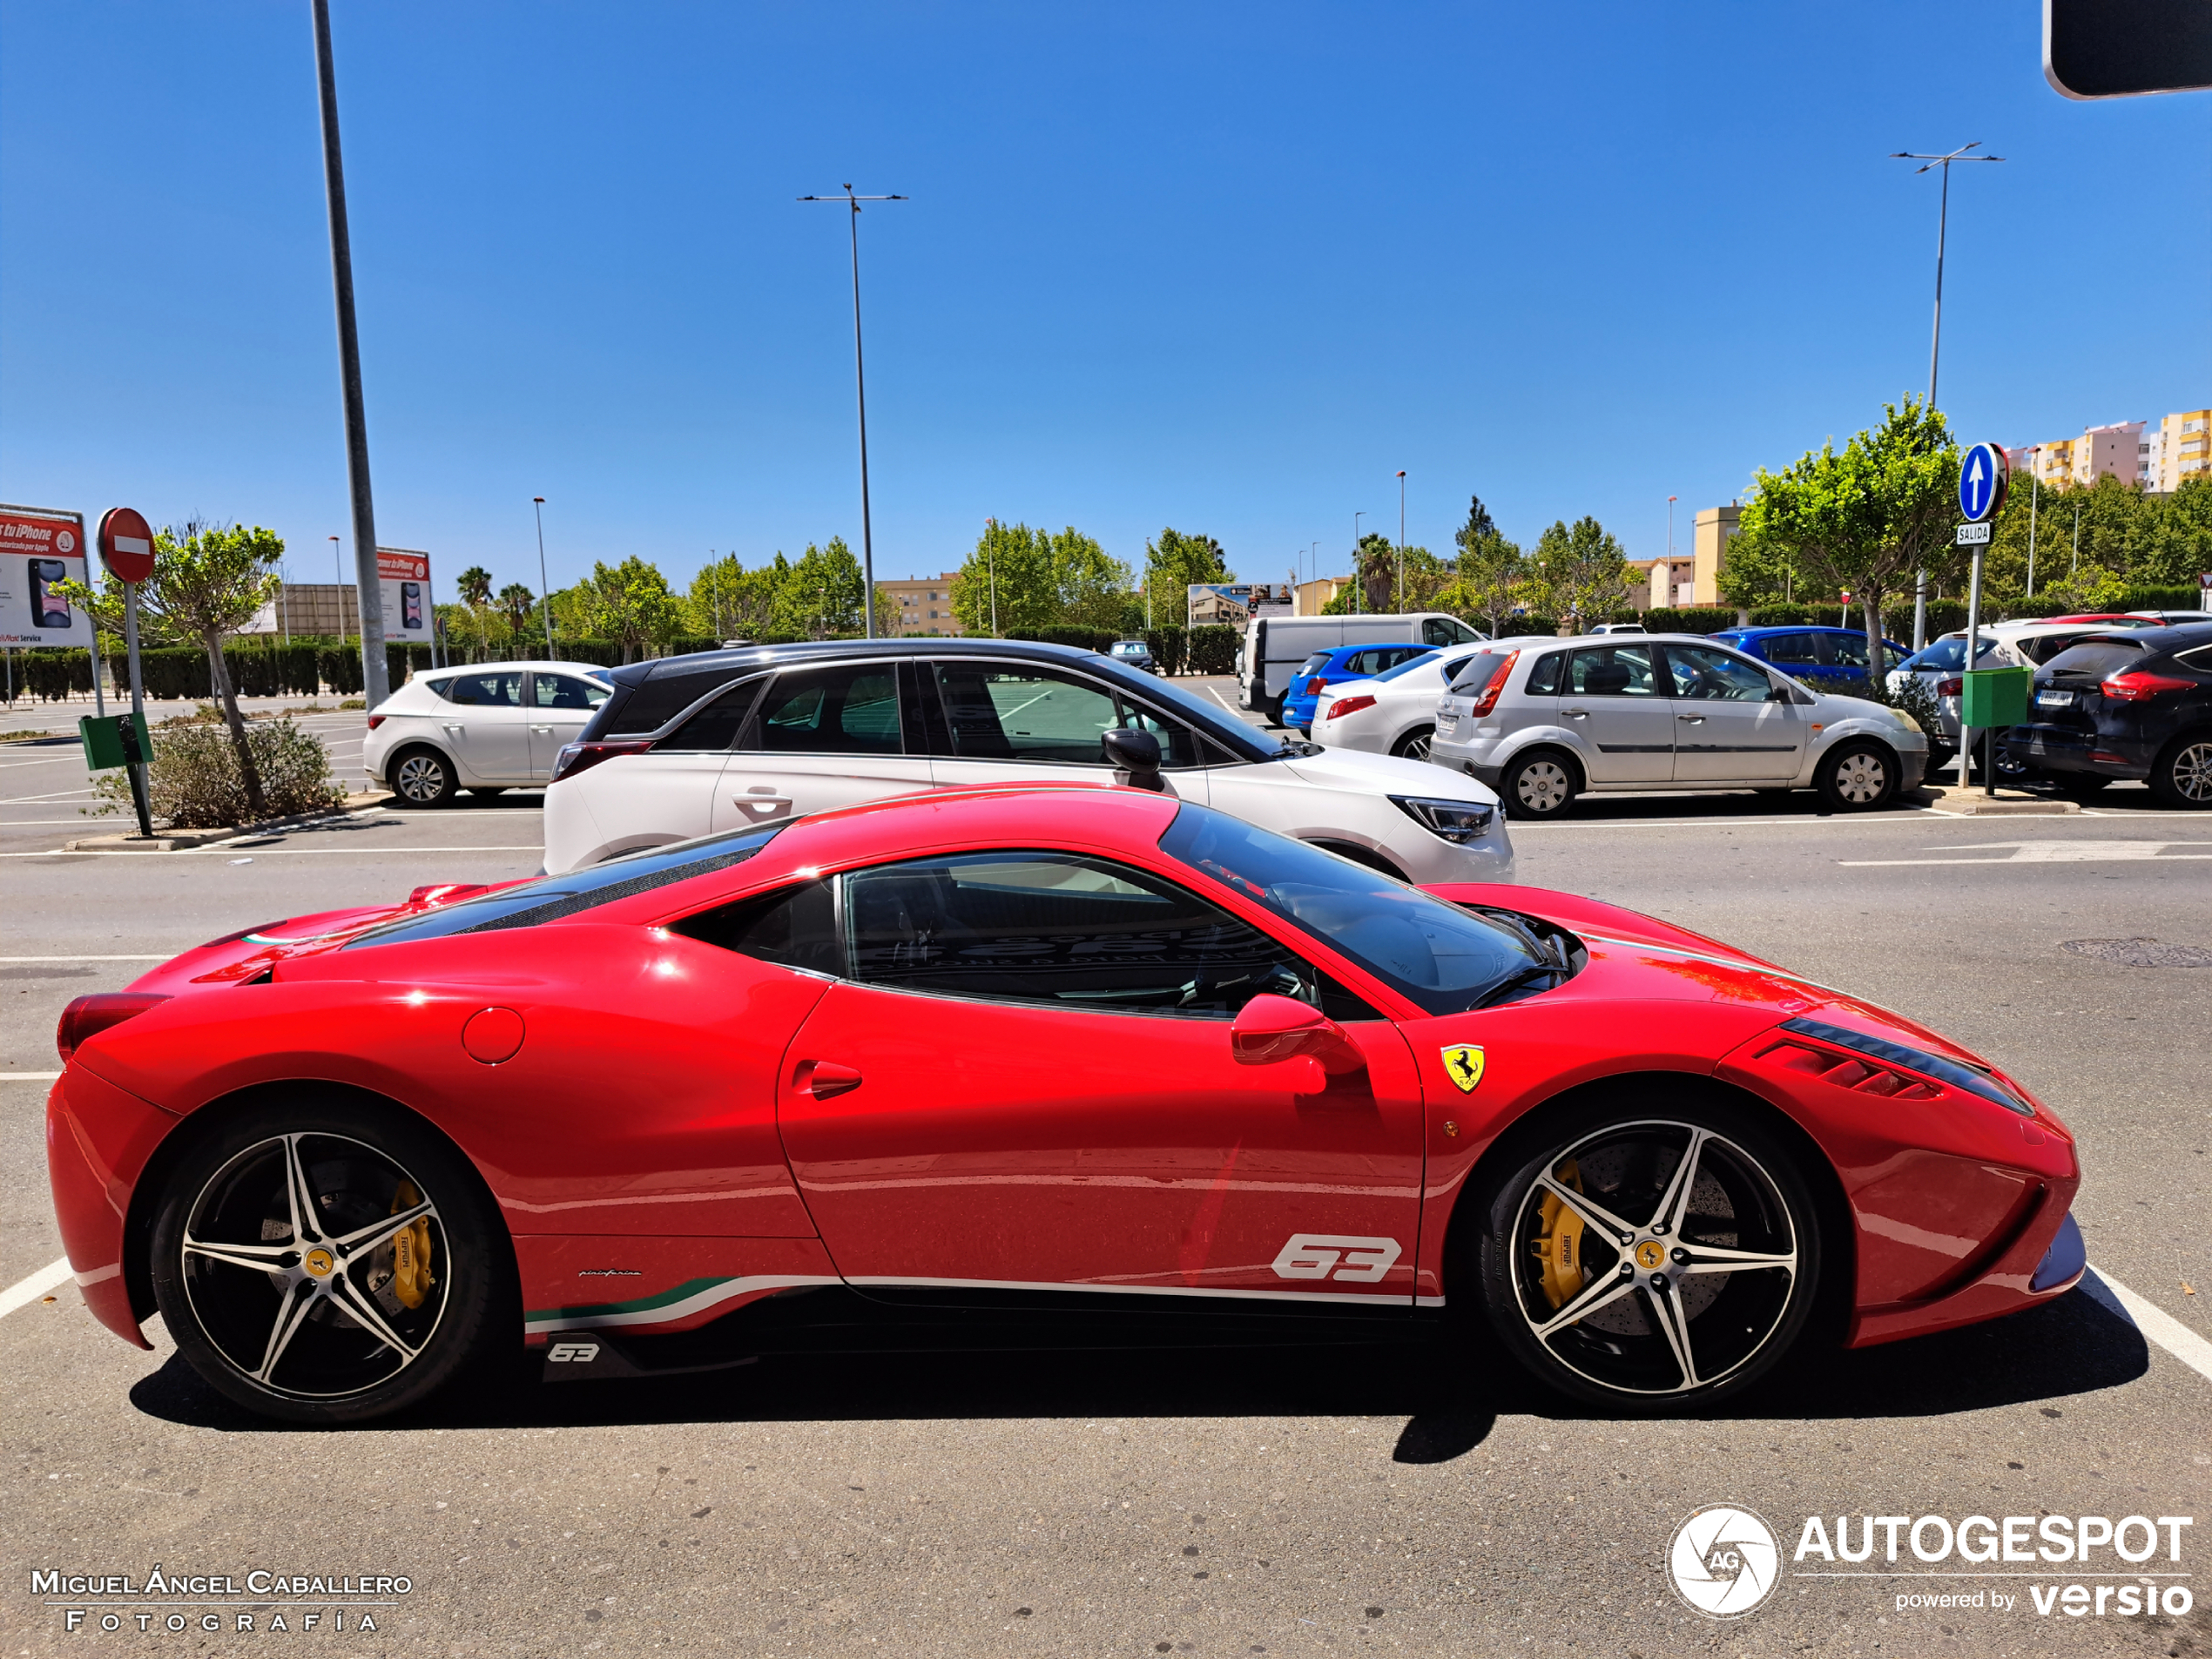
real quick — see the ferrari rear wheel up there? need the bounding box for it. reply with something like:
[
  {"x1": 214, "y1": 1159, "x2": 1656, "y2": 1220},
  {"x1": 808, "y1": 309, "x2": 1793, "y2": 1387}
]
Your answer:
[
  {"x1": 1474, "y1": 1096, "x2": 1820, "y2": 1408},
  {"x1": 150, "y1": 1102, "x2": 509, "y2": 1425}
]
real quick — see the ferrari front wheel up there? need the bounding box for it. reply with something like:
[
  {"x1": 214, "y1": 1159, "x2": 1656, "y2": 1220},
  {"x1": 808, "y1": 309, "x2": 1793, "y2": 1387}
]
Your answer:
[
  {"x1": 150, "y1": 1102, "x2": 510, "y2": 1425},
  {"x1": 1473, "y1": 1097, "x2": 1820, "y2": 1409}
]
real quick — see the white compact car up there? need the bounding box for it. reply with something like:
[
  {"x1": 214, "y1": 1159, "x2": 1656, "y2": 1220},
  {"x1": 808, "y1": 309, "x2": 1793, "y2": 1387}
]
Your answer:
[
  {"x1": 543, "y1": 639, "x2": 1514, "y2": 884},
  {"x1": 1429, "y1": 633, "x2": 1928, "y2": 818},
  {"x1": 1312, "y1": 637, "x2": 1549, "y2": 761},
  {"x1": 365, "y1": 661, "x2": 615, "y2": 805}
]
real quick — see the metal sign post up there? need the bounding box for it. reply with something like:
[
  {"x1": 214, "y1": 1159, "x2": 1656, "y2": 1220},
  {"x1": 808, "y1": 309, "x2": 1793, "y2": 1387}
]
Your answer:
[
  {"x1": 97, "y1": 507, "x2": 157, "y2": 837},
  {"x1": 1954, "y1": 444, "x2": 2008, "y2": 795}
]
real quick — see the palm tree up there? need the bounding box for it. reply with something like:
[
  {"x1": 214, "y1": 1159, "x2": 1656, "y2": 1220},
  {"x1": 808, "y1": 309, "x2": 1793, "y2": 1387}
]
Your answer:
[{"x1": 496, "y1": 583, "x2": 537, "y2": 648}]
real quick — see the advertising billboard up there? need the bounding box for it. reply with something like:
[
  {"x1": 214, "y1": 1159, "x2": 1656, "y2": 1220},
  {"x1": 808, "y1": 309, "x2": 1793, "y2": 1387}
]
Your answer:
[
  {"x1": 376, "y1": 548, "x2": 433, "y2": 643},
  {"x1": 1185, "y1": 583, "x2": 1293, "y2": 629},
  {"x1": 0, "y1": 504, "x2": 93, "y2": 647}
]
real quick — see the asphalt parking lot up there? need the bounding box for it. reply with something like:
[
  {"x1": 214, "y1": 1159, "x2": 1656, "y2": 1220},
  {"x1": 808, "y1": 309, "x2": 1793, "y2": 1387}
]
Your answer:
[{"x1": 3, "y1": 686, "x2": 2209, "y2": 1657}]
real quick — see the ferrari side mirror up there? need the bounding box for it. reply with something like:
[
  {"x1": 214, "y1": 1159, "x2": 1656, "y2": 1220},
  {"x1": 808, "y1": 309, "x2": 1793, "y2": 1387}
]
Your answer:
[
  {"x1": 1230, "y1": 993, "x2": 1366, "y2": 1076},
  {"x1": 1102, "y1": 726, "x2": 1164, "y2": 791}
]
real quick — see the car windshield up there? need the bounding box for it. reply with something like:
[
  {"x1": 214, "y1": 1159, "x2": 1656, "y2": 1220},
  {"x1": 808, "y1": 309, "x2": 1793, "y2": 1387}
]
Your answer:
[
  {"x1": 1159, "y1": 803, "x2": 1550, "y2": 1015},
  {"x1": 1902, "y1": 636, "x2": 2005, "y2": 672},
  {"x1": 2041, "y1": 639, "x2": 2147, "y2": 679},
  {"x1": 344, "y1": 823, "x2": 789, "y2": 949},
  {"x1": 1295, "y1": 652, "x2": 1332, "y2": 676},
  {"x1": 1112, "y1": 641, "x2": 1145, "y2": 655}
]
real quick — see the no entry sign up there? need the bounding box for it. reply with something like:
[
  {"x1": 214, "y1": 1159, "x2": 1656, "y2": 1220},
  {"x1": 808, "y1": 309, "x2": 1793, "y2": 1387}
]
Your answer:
[{"x1": 98, "y1": 507, "x2": 156, "y2": 583}]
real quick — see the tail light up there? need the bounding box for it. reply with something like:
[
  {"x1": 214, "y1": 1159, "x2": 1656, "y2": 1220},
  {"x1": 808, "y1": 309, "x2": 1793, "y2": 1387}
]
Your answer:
[
  {"x1": 550, "y1": 739, "x2": 651, "y2": 784},
  {"x1": 1326, "y1": 694, "x2": 1376, "y2": 719},
  {"x1": 1936, "y1": 677, "x2": 1962, "y2": 698},
  {"x1": 57, "y1": 993, "x2": 170, "y2": 1063},
  {"x1": 366, "y1": 714, "x2": 386, "y2": 731},
  {"x1": 1304, "y1": 676, "x2": 1325, "y2": 696},
  {"x1": 1465, "y1": 651, "x2": 1521, "y2": 718},
  {"x1": 2101, "y1": 671, "x2": 2195, "y2": 703}
]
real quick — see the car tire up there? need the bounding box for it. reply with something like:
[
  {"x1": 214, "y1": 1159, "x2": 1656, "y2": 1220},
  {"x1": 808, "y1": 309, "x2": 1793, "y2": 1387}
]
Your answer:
[
  {"x1": 1391, "y1": 725, "x2": 1437, "y2": 763},
  {"x1": 2149, "y1": 732, "x2": 2212, "y2": 809},
  {"x1": 1814, "y1": 740, "x2": 1897, "y2": 812},
  {"x1": 1498, "y1": 750, "x2": 1579, "y2": 820},
  {"x1": 390, "y1": 746, "x2": 458, "y2": 807},
  {"x1": 149, "y1": 1097, "x2": 514, "y2": 1426},
  {"x1": 1468, "y1": 1087, "x2": 1822, "y2": 1410}
]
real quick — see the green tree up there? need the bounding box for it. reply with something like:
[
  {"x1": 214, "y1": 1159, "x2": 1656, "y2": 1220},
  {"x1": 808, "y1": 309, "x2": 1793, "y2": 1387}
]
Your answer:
[
  {"x1": 1440, "y1": 523, "x2": 1527, "y2": 637},
  {"x1": 1527, "y1": 516, "x2": 1635, "y2": 632},
  {"x1": 578, "y1": 556, "x2": 681, "y2": 661},
  {"x1": 450, "y1": 565, "x2": 495, "y2": 659},
  {"x1": 1142, "y1": 527, "x2": 1231, "y2": 626},
  {"x1": 950, "y1": 521, "x2": 1130, "y2": 636},
  {"x1": 2138, "y1": 474, "x2": 2212, "y2": 590},
  {"x1": 1728, "y1": 400, "x2": 1957, "y2": 678},
  {"x1": 60, "y1": 519, "x2": 285, "y2": 818},
  {"x1": 768, "y1": 539, "x2": 867, "y2": 638},
  {"x1": 455, "y1": 565, "x2": 493, "y2": 607},
  {"x1": 496, "y1": 583, "x2": 538, "y2": 645},
  {"x1": 687, "y1": 554, "x2": 780, "y2": 640}
]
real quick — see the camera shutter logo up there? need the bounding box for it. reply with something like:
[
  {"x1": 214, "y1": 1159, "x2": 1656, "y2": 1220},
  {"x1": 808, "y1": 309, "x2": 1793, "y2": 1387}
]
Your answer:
[{"x1": 1669, "y1": 1504, "x2": 1780, "y2": 1619}]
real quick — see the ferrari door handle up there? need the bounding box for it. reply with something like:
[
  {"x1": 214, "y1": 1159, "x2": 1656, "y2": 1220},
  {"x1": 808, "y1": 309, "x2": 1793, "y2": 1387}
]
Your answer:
[
  {"x1": 1676, "y1": 714, "x2": 1706, "y2": 724},
  {"x1": 796, "y1": 1060, "x2": 862, "y2": 1102}
]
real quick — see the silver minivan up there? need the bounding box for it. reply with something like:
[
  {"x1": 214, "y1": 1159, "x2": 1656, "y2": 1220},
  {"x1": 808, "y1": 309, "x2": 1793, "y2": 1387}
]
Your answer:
[{"x1": 1429, "y1": 633, "x2": 1928, "y2": 818}]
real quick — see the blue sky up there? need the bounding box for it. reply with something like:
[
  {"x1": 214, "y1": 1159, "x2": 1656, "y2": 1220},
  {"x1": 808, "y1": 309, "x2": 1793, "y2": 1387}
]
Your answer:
[{"x1": 3, "y1": 3, "x2": 2206, "y2": 599}]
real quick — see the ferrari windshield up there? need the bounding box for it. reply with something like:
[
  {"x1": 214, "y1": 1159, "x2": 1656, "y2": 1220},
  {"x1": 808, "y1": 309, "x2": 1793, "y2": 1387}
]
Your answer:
[
  {"x1": 1159, "y1": 802, "x2": 1548, "y2": 1015},
  {"x1": 344, "y1": 823, "x2": 789, "y2": 949}
]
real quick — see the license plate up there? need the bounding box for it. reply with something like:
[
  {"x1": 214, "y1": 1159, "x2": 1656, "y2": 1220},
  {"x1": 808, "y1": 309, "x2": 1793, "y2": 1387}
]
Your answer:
[
  {"x1": 2035, "y1": 690, "x2": 2074, "y2": 708},
  {"x1": 1436, "y1": 714, "x2": 1458, "y2": 732}
]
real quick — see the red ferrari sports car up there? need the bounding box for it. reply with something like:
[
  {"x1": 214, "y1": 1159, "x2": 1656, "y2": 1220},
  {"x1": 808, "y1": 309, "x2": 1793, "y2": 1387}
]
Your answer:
[{"x1": 48, "y1": 786, "x2": 2084, "y2": 1424}]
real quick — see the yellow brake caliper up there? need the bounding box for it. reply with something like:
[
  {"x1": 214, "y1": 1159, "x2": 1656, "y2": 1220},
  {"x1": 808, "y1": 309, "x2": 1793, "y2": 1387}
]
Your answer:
[
  {"x1": 388, "y1": 1180, "x2": 435, "y2": 1310},
  {"x1": 1532, "y1": 1158, "x2": 1587, "y2": 1312}
]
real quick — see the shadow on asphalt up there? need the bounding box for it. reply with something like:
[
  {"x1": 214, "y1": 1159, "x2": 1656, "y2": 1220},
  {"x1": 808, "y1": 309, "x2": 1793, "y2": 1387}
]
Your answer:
[{"x1": 128, "y1": 1279, "x2": 2147, "y2": 1458}]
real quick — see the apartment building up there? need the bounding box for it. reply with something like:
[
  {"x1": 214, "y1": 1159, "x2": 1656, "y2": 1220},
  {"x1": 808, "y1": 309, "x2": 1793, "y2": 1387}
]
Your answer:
[
  {"x1": 878, "y1": 573, "x2": 965, "y2": 637},
  {"x1": 2008, "y1": 409, "x2": 2209, "y2": 494},
  {"x1": 2151, "y1": 408, "x2": 2211, "y2": 491}
]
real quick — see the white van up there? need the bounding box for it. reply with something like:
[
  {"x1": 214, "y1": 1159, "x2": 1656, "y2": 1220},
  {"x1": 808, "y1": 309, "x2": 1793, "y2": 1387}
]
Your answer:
[{"x1": 1237, "y1": 612, "x2": 1486, "y2": 724}]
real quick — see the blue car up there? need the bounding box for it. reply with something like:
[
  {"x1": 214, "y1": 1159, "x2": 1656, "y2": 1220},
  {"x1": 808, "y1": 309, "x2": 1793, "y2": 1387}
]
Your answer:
[
  {"x1": 1281, "y1": 642, "x2": 1438, "y2": 732},
  {"x1": 1707, "y1": 625, "x2": 1913, "y2": 689}
]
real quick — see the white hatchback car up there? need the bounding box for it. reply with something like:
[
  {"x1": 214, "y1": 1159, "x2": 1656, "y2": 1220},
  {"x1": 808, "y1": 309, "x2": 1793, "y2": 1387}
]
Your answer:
[
  {"x1": 1429, "y1": 633, "x2": 1928, "y2": 818},
  {"x1": 365, "y1": 661, "x2": 615, "y2": 806},
  {"x1": 1311, "y1": 638, "x2": 1550, "y2": 761},
  {"x1": 543, "y1": 639, "x2": 1514, "y2": 884}
]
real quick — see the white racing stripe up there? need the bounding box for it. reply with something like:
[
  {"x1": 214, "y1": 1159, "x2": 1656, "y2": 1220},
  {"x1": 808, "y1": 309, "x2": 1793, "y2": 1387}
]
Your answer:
[
  {"x1": 2080, "y1": 1267, "x2": 2212, "y2": 1386},
  {"x1": 0, "y1": 1258, "x2": 74, "y2": 1318}
]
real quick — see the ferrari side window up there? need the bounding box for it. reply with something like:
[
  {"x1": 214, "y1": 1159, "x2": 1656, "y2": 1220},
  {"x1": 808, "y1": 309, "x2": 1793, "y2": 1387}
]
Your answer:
[
  {"x1": 666, "y1": 879, "x2": 841, "y2": 976},
  {"x1": 840, "y1": 850, "x2": 1372, "y2": 1020}
]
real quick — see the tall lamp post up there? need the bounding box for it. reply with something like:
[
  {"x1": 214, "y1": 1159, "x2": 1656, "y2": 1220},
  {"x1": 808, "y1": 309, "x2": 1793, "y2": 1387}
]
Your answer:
[
  {"x1": 1892, "y1": 140, "x2": 2005, "y2": 650},
  {"x1": 1395, "y1": 471, "x2": 1407, "y2": 613},
  {"x1": 1353, "y1": 511, "x2": 1366, "y2": 611},
  {"x1": 531, "y1": 497, "x2": 553, "y2": 655},
  {"x1": 799, "y1": 185, "x2": 906, "y2": 640}
]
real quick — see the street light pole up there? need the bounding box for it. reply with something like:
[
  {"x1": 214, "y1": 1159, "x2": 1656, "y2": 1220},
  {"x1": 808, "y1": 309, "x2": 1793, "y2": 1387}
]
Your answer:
[
  {"x1": 329, "y1": 536, "x2": 344, "y2": 640},
  {"x1": 800, "y1": 185, "x2": 906, "y2": 640},
  {"x1": 1396, "y1": 471, "x2": 1406, "y2": 613},
  {"x1": 532, "y1": 497, "x2": 553, "y2": 655},
  {"x1": 1892, "y1": 140, "x2": 2004, "y2": 651},
  {"x1": 1353, "y1": 511, "x2": 1366, "y2": 611}
]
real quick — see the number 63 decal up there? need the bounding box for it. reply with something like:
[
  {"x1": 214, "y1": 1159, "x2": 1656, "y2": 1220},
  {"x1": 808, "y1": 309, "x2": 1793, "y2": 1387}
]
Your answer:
[{"x1": 1271, "y1": 1233, "x2": 1403, "y2": 1284}]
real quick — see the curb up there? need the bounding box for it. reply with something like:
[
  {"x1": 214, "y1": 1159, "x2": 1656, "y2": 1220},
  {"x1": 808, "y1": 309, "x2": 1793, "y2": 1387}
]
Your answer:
[
  {"x1": 60, "y1": 792, "x2": 394, "y2": 853},
  {"x1": 1913, "y1": 786, "x2": 2080, "y2": 817}
]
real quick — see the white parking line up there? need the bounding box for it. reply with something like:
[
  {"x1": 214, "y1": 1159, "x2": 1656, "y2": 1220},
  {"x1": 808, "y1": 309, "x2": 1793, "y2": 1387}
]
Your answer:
[
  {"x1": 0, "y1": 954, "x2": 165, "y2": 961},
  {"x1": 2081, "y1": 1267, "x2": 2212, "y2": 1386},
  {"x1": 1840, "y1": 840, "x2": 2212, "y2": 867},
  {"x1": 0, "y1": 1258, "x2": 74, "y2": 1318},
  {"x1": 0, "y1": 1072, "x2": 61, "y2": 1082}
]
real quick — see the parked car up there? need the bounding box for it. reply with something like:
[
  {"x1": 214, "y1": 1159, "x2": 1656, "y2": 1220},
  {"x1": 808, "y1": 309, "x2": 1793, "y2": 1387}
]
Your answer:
[
  {"x1": 1281, "y1": 643, "x2": 1438, "y2": 734},
  {"x1": 364, "y1": 661, "x2": 615, "y2": 806},
  {"x1": 544, "y1": 637, "x2": 1514, "y2": 883},
  {"x1": 1429, "y1": 634, "x2": 1928, "y2": 819},
  {"x1": 1237, "y1": 612, "x2": 1486, "y2": 725},
  {"x1": 1109, "y1": 637, "x2": 1157, "y2": 674},
  {"x1": 2007, "y1": 622, "x2": 2212, "y2": 806},
  {"x1": 1889, "y1": 624, "x2": 2144, "y2": 780},
  {"x1": 1312, "y1": 639, "x2": 1548, "y2": 761},
  {"x1": 1587, "y1": 621, "x2": 1647, "y2": 635},
  {"x1": 1705, "y1": 625, "x2": 1913, "y2": 691},
  {"x1": 51, "y1": 785, "x2": 2080, "y2": 1423}
]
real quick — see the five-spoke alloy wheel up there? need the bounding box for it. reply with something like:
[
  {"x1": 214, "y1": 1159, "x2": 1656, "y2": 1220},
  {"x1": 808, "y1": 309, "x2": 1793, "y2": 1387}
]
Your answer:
[
  {"x1": 391, "y1": 747, "x2": 457, "y2": 807},
  {"x1": 1474, "y1": 1098, "x2": 1821, "y2": 1407},
  {"x1": 152, "y1": 1103, "x2": 505, "y2": 1424}
]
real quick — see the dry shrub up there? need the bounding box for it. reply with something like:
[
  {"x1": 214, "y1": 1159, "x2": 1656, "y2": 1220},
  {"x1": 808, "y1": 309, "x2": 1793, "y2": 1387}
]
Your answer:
[{"x1": 91, "y1": 718, "x2": 344, "y2": 828}]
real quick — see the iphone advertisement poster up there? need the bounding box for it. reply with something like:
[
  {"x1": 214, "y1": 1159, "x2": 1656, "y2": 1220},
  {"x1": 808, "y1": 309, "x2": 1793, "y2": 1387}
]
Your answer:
[
  {"x1": 0, "y1": 504, "x2": 92, "y2": 647},
  {"x1": 376, "y1": 547, "x2": 432, "y2": 639}
]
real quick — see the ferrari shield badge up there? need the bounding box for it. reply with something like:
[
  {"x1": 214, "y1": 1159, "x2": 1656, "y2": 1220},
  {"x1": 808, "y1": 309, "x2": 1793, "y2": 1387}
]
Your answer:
[{"x1": 1440, "y1": 1043, "x2": 1485, "y2": 1093}]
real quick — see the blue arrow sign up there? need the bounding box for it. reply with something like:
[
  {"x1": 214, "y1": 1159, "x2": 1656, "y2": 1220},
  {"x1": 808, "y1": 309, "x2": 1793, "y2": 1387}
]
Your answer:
[{"x1": 1958, "y1": 442, "x2": 2006, "y2": 523}]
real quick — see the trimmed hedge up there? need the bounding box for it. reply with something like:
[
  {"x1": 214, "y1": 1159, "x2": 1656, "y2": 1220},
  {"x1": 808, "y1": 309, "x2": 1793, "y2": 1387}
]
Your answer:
[{"x1": 1187, "y1": 624, "x2": 1238, "y2": 676}]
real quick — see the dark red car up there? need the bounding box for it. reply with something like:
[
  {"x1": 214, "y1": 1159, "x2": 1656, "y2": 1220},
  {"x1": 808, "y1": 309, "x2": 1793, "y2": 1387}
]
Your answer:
[{"x1": 48, "y1": 787, "x2": 2083, "y2": 1424}]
